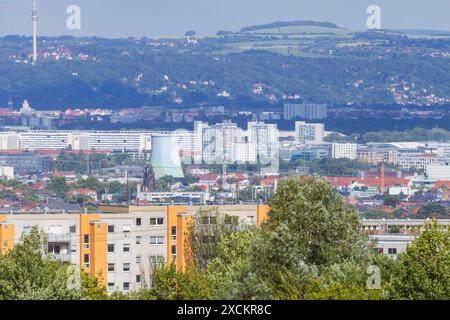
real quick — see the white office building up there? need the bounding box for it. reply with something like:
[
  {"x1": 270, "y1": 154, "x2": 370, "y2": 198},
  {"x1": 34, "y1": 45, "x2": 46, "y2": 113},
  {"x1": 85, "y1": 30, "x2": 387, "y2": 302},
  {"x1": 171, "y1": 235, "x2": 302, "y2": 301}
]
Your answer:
[
  {"x1": 331, "y1": 143, "x2": 358, "y2": 160},
  {"x1": 426, "y1": 162, "x2": 450, "y2": 180}
]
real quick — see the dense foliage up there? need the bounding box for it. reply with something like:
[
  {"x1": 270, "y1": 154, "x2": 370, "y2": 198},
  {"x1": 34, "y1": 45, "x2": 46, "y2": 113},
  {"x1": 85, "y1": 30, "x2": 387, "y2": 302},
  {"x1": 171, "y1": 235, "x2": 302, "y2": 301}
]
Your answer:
[{"x1": 2, "y1": 31, "x2": 450, "y2": 108}]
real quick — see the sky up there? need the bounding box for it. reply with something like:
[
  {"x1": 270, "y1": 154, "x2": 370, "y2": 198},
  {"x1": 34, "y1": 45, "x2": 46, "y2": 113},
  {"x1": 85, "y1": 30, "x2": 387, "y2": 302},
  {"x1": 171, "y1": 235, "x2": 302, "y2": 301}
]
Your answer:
[{"x1": 0, "y1": 0, "x2": 449, "y2": 38}]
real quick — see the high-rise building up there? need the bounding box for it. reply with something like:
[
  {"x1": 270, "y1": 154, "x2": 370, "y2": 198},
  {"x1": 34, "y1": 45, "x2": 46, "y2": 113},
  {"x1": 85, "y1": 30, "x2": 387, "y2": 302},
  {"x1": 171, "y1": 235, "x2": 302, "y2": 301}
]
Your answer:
[
  {"x1": 295, "y1": 121, "x2": 325, "y2": 144},
  {"x1": 201, "y1": 121, "x2": 247, "y2": 164},
  {"x1": 198, "y1": 121, "x2": 280, "y2": 165},
  {"x1": 247, "y1": 122, "x2": 279, "y2": 163},
  {"x1": 284, "y1": 103, "x2": 328, "y2": 120},
  {"x1": 331, "y1": 143, "x2": 358, "y2": 160}
]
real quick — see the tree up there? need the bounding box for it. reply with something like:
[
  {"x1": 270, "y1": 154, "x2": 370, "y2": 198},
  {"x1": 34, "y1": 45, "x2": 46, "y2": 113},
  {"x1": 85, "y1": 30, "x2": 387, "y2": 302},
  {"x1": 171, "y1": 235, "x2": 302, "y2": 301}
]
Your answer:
[
  {"x1": 307, "y1": 158, "x2": 371, "y2": 176},
  {"x1": 46, "y1": 177, "x2": 69, "y2": 198},
  {"x1": 205, "y1": 230, "x2": 270, "y2": 299},
  {"x1": 156, "y1": 175, "x2": 175, "y2": 192},
  {"x1": 384, "y1": 195, "x2": 400, "y2": 208},
  {"x1": 389, "y1": 220, "x2": 450, "y2": 300},
  {"x1": 303, "y1": 261, "x2": 382, "y2": 300},
  {"x1": 187, "y1": 207, "x2": 245, "y2": 271},
  {"x1": 77, "y1": 177, "x2": 105, "y2": 196},
  {"x1": 0, "y1": 228, "x2": 107, "y2": 300},
  {"x1": 251, "y1": 176, "x2": 370, "y2": 298},
  {"x1": 417, "y1": 203, "x2": 448, "y2": 218},
  {"x1": 149, "y1": 263, "x2": 211, "y2": 300}
]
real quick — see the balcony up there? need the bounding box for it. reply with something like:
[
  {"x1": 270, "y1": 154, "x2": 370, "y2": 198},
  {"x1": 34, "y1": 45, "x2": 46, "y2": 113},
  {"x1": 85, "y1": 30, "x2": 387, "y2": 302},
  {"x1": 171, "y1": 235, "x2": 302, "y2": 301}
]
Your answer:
[
  {"x1": 48, "y1": 253, "x2": 72, "y2": 263},
  {"x1": 46, "y1": 233, "x2": 72, "y2": 243}
]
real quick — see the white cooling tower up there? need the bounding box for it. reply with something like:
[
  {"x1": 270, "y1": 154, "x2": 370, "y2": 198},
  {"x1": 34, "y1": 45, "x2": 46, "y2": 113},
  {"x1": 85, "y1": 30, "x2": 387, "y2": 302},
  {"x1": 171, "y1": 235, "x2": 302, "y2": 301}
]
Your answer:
[{"x1": 150, "y1": 134, "x2": 184, "y2": 180}]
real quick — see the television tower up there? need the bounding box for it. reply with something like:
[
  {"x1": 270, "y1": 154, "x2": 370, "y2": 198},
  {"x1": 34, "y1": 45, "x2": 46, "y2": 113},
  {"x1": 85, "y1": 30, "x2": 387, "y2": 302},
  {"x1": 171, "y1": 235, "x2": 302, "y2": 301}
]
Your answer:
[{"x1": 32, "y1": 0, "x2": 38, "y2": 64}]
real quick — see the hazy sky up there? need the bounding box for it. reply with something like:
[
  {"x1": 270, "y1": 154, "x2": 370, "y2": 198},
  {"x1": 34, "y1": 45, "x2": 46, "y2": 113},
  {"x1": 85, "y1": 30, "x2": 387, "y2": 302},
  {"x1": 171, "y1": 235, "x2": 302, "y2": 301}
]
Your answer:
[{"x1": 0, "y1": 0, "x2": 449, "y2": 38}]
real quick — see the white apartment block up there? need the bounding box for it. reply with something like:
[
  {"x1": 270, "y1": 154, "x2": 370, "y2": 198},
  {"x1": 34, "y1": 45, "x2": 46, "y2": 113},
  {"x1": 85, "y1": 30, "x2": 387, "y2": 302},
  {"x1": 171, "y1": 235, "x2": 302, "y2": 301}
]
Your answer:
[
  {"x1": 331, "y1": 143, "x2": 358, "y2": 160},
  {"x1": 247, "y1": 121, "x2": 279, "y2": 162},
  {"x1": 201, "y1": 121, "x2": 245, "y2": 164},
  {"x1": 0, "y1": 205, "x2": 270, "y2": 293},
  {"x1": 0, "y1": 133, "x2": 20, "y2": 150},
  {"x1": 198, "y1": 121, "x2": 280, "y2": 165},
  {"x1": 295, "y1": 121, "x2": 324, "y2": 144},
  {"x1": 0, "y1": 130, "x2": 197, "y2": 159}
]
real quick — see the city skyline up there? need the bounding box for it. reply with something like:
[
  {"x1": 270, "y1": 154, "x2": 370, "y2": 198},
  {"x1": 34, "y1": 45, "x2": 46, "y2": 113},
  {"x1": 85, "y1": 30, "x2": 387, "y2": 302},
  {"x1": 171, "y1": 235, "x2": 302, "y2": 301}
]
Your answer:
[{"x1": 0, "y1": 0, "x2": 450, "y2": 38}]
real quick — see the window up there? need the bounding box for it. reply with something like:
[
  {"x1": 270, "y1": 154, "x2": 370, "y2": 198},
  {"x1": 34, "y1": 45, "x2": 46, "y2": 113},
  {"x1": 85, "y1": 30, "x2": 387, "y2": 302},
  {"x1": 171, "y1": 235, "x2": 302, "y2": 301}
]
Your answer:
[
  {"x1": 201, "y1": 216, "x2": 217, "y2": 225},
  {"x1": 136, "y1": 275, "x2": 141, "y2": 283},
  {"x1": 150, "y1": 236, "x2": 164, "y2": 245},
  {"x1": 136, "y1": 236, "x2": 142, "y2": 245},
  {"x1": 388, "y1": 248, "x2": 397, "y2": 255},
  {"x1": 48, "y1": 244, "x2": 60, "y2": 254},
  {"x1": 225, "y1": 216, "x2": 239, "y2": 225},
  {"x1": 123, "y1": 263, "x2": 130, "y2": 272},
  {"x1": 22, "y1": 226, "x2": 32, "y2": 235},
  {"x1": 108, "y1": 263, "x2": 115, "y2": 272},
  {"x1": 136, "y1": 218, "x2": 141, "y2": 226},
  {"x1": 70, "y1": 244, "x2": 77, "y2": 253},
  {"x1": 108, "y1": 244, "x2": 115, "y2": 253},
  {"x1": 123, "y1": 225, "x2": 131, "y2": 233},
  {"x1": 136, "y1": 256, "x2": 142, "y2": 264},
  {"x1": 123, "y1": 282, "x2": 130, "y2": 291},
  {"x1": 69, "y1": 225, "x2": 76, "y2": 233},
  {"x1": 123, "y1": 243, "x2": 130, "y2": 252},
  {"x1": 150, "y1": 218, "x2": 164, "y2": 226},
  {"x1": 108, "y1": 283, "x2": 115, "y2": 291},
  {"x1": 84, "y1": 254, "x2": 90, "y2": 268},
  {"x1": 108, "y1": 225, "x2": 115, "y2": 233},
  {"x1": 149, "y1": 256, "x2": 165, "y2": 264},
  {"x1": 171, "y1": 226, "x2": 177, "y2": 240},
  {"x1": 84, "y1": 235, "x2": 90, "y2": 249},
  {"x1": 171, "y1": 245, "x2": 177, "y2": 259}
]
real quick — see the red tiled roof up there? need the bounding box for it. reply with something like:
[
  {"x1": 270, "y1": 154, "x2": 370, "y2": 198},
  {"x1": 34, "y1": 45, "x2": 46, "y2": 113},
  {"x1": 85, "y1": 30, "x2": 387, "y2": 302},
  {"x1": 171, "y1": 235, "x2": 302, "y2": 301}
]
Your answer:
[
  {"x1": 197, "y1": 174, "x2": 221, "y2": 181},
  {"x1": 435, "y1": 180, "x2": 450, "y2": 189},
  {"x1": 0, "y1": 199, "x2": 12, "y2": 206},
  {"x1": 29, "y1": 181, "x2": 45, "y2": 190},
  {"x1": 0, "y1": 149, "x2": 24, "y2": 154},
  {"x1": 68, "y1": 188, "x2": 97, "y2": 196},
  {"x1": 53, "y1": 171, "x2": 76, "y2": 177},
  {"x1": 261, "y1": 176, "x2": 278, "y2": 187}
]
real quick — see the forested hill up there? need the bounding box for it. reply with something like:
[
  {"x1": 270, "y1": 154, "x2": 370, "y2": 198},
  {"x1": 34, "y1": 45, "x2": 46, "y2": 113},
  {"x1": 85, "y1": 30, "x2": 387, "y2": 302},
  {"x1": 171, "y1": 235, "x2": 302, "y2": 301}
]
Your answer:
[
  {"x1": 1, "y1": 23, "x2": 450, "y2": 109},
  {"x1": 240, "y1": 20, "x2": 339, "y2": 32}
]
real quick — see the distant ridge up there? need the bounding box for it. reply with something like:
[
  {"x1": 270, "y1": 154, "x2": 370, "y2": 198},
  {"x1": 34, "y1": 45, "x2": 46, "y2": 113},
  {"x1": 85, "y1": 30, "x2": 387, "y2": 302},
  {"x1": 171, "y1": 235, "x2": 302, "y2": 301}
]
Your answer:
[
  {"x1": 394, "y1": 29, "x2": 450, "y2": 36},
  {"x1": 240, "y1": 20, "x2": 339, "y2": 33}
]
